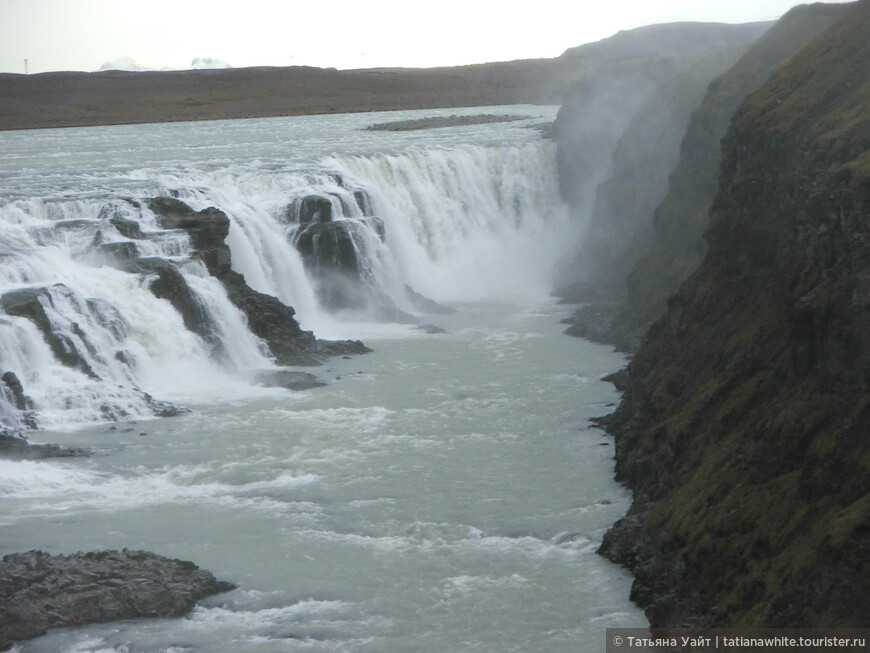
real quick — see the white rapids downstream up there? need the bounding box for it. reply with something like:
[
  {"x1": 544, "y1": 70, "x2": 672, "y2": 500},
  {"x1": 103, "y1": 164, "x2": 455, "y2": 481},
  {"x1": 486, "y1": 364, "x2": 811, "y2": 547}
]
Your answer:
[{"x1": 0, "y1": 106, "x2": 647, "y2": 651}]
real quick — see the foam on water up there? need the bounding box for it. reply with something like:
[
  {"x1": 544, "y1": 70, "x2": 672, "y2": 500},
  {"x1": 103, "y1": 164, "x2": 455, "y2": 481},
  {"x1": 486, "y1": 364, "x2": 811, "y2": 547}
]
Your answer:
[{"x1": 2, "y1": 109, "x2": 647, "y2": 651}]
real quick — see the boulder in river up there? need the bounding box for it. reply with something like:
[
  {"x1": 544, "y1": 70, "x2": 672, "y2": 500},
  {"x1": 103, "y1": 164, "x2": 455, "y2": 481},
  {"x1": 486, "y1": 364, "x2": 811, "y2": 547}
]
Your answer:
[
  {"x1": 0, "y1": 429, "x2": 88, "y2": 460},
  {"x1": 0, "y1": 549, "x2": 235, "y2": 651},
  {"x1": 254, "y1": 370, "x2": 327, "y2": 391}
]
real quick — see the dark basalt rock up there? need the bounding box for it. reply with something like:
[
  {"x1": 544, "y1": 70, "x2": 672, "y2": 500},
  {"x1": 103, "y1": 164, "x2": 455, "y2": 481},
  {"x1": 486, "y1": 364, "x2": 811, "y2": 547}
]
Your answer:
[
  {"x1": 366, "y1": 113, "x2": 527, "y2": 131},
  {"x1": 109, "y1": 216, "x2": 145, "y2": 240},
  {"x1": 220, "y1": 271, "x2": 319, "y2": 366},
  {"x1": 97, "y1": 241, "x2": 141, "y2": 265},
  {"x1": 146, "y1": 197, "x2": 346, "y2": 366},
  {"x1": 599, "y1": 3, "x2": 870, "y2": 628},
  {"x1": 149, "y1": 263, "x2": 220, "y2": 352},
  {"x1": 314, "y1": 339, "x2": 372, "y2": 358},
  {"x1": 0, "y1": 372, "x2": 36, "y2": 430},
  {"x1": 148, "y1": 197, "x2": 232, "y2": 276},
  {"x1": 0, "y1": 549, "x2": 235, "y2": 651},
  {"x1": 294, "y1": 220, "x2": 362, "y2": 277},
  {"x1": 0, "y1": 429, "x2": 88, "y2": 460},
  {"x1": 352, "y1": 190, "x2": 374, "y2": 217},
  {"x1": 292, "y1": 217, "x2": 412, "y2": 322},
  {"x1": 138, "y1": 390, "x2": 189, "y2": 419},
  {"x1": 289, "y1": 194, "x2": 334, "y2": 224},
  {"x1": 1, "y1": 372, "x2": 31, "y2": 412},
  {"x1": 254, "y1": 370, "x2": 327, "y2": 391},
  {"x1": 0, "y1": 286, "x2": 99, "y2": 380}
]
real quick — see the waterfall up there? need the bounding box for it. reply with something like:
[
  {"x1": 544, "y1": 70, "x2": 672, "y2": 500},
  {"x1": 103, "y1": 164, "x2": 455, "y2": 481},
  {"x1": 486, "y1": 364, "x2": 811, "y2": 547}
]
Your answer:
[{"x1": 0, "y1": 113, "x2": 574, "y2": 430}]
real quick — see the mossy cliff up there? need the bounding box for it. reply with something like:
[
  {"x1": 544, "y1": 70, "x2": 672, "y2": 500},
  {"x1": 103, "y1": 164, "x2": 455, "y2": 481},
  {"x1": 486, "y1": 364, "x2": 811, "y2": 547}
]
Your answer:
[
  {"x1": 599, "y1": 0, "x2": 869, "y2": 628},
  {"x1": 618, "y1": 2, "x2": 850, "y2": 340},
  {"x1": 556, "y1": 43, "x2": 756, "y2": 331}
]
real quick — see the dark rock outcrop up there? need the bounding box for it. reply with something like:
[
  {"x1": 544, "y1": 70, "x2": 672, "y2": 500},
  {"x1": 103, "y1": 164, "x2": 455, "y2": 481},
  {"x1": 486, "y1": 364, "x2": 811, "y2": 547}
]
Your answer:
[
  {"x1": 254, "y1": 370, "x2": 327, "y2": 391},
  {"x1": 220, "y1": 270, "x2": 319, "y2": 365},
  {"x1": 109, "y1": 215, "x2": 145, "y2": 240},
  {"x1": 313, "y1": 338, "x2": 372, "y2": 359},
  {"x1": 294, "y1": 219, "x2": 363, "y2": 278},
  {"x1": 600, "y1": 2, "x2": 869, "y2": 627},
  {"x1": 366, "y1": 113, "x2": 526, "y2": 131},
  {"x1": 0, "y1": 372, "x2": 36, "y2": 431},
  {"x1": 0, "y1": 549, "x2": 235, "y2": 651},
  {"x1": 147, "y1": 197, "x2": 353, "y2": 365},
  {"x1": 148, "y1": 197, "x2": 232, "y2": 276},
  {"x1": 149, "y1": 263, "x2": 220, "y2": 352},
  {"x1": 1, "y1": 372, "x2": 31, "y2": 413},
  {"x1": 287, "y1": 194, "x2": 416, "y2": 322},
  {"x1": 0, "y1": 429, "x2": 88, "y2": 460},
  {"x1": 0, "y1": 286, "x2": 99, "y2": 380},
  {"x1": 291, "y1": 194, "x2": 334, "y2": 224}
]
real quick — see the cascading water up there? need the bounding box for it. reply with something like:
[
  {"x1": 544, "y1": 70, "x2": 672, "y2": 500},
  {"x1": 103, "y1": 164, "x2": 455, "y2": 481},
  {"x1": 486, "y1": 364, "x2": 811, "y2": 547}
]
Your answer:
[
  {"x1": 0, "y1": 107, "x2": 577, "y2": 430},
  {"x1": 0, "y1": 107, "x2": 648, "y2": 651}
]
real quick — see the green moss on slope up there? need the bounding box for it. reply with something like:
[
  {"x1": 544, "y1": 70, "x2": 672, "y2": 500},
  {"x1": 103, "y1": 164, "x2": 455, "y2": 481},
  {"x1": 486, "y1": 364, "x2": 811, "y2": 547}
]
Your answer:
[{"x1": 600, "y1": 0, "x2": 870, "y2": 628}]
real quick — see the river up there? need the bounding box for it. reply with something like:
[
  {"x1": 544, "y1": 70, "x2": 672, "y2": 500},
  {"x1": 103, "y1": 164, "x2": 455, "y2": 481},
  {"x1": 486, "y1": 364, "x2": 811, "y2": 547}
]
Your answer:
[{"x1": 0, "y1": 106, "x2": 646, "y2": 651}]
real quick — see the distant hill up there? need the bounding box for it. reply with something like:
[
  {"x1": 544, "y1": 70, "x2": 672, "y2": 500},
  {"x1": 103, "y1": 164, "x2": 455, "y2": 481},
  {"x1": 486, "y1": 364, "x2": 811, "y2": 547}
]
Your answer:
[
  {"x1": 2, "y1": 21, "x2": 769, "y2": 131},
  {"x1": 562, "y1": 21, "x2": 770, "y2": 59}
]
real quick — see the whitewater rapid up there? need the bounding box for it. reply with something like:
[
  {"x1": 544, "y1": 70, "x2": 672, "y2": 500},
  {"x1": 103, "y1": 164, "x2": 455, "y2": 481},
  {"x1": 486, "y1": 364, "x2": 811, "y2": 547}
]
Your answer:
[
  {"x1": 0, "y1": 106, "x2": 647, "y2": 651},
  {"x1": 1, "y1": 107, "x2": 582, "y2": 429}
]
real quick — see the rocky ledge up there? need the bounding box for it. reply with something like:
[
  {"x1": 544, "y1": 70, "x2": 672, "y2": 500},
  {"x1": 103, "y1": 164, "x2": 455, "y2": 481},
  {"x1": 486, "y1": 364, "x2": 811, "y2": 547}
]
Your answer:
[{"x1": 0, "y1": 549, "x2": 235, "y2": 651}]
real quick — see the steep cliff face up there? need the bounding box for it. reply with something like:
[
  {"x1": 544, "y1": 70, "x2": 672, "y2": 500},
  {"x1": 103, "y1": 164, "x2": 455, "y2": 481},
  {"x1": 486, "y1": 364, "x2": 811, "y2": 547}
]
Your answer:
[
  {"x1": 558, "y1": 45, "x2": 753, "y2": 303},
  {"x1": 600, "y1": 0, "x2": 869, "y2": 628},
  {"x1": 619, "y1": 2, "x2": 850, "y2": 338},
  {"x1": 552, "y1": 22, "x2": 769, "y2": 218}
]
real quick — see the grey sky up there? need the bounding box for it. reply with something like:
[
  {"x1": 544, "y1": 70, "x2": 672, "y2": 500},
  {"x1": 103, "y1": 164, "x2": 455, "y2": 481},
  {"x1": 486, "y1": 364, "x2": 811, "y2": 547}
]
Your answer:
[{"x1": 0, "y1": 0, "x2": 852, "y2": 74}]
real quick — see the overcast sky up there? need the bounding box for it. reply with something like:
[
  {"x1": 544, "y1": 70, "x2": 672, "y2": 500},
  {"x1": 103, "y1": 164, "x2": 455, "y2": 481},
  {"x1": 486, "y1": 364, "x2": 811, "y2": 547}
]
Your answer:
[{"x1": 0, "y1": 0, "x2": 851, "y2": 74}]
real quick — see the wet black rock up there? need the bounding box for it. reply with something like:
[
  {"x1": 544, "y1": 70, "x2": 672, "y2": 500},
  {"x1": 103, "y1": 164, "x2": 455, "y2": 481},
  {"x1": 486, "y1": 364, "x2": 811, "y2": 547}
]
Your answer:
[
  {"x1": 0, "y1": 549, "x2": 235, "y2": 651},
  {"x1": 0, "y1": 372, "x2": 36, "y2": 430},
  {"x1": 294, "y1": 221, "x2": 363, "y2": 278},
  {"x1": 254, "y1": 370, "x2": 327, "y2": 391},
  {"x1": 290, "y1": 194, "x2": 334, "y2": 224},
  {"x1": 1, "y1": 372, "x2": 31, "y2": 412},
  {"x1": 220, "y1": 270, "x2": 320, "y2": 365},
  {"x1": 147, "y1": 196, "x2": 342, "y2": 366},
  {"x1": 0, "y1": 286, "x2": 99, "y2": 380},
  {"x1": 109, "y1": 215, "x2": 145, "y2": 240},
  {"x1": 0, "y1": 429, "x2": 88, "y2": 460},
  {"x1": 149, "y1": 263, "x2": 219, "y2": 351},
  {"x1": 148, "y1": 197, "x2": 232, "y2": 276},
  {"x1": 314, "y1": 339, "x2": 373, "y2": 359},
  {"x1": 98, "y1": 241, "x2": 141, "y2": 265}
]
